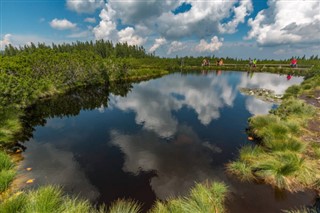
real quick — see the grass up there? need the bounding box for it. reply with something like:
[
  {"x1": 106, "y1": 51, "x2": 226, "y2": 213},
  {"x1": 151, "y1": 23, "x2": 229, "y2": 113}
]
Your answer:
[
  {"x1": 0, "y1": 151, "x2": 15, "y2": 193},
  {"x1": 0, "y1": 107, "x2": 23, "y2": 145},
  {"x1": 150, "y1": 181, "x2": 228, "y2": 213},
  {"x1": 0, "y1": 181, "x2": 228, "y2": 213},
  {"x1": 108, "y1": 199, "x2": 142, "y2": 213},
  {"x1": 228, "y1": 73, "x2": 320, "y2": 192}
]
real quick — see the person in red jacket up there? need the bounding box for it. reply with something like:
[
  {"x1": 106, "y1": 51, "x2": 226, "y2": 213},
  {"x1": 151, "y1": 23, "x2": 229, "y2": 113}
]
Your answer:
[{"x1": 290, "y1": 57, "x2": 297, "y2": 68}]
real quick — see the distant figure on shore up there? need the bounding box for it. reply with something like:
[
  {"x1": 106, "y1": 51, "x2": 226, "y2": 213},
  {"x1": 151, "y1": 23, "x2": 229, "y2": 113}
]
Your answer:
[
  {"x1": 217, "y1": 58, "x2": 224, "y2": 66},
  {"x1": 249, "y1": 58, "x2": 253, "y2": 67},
  {"x1": 202, "y1": 58, "x2": 210, "y2": 66},
  {"x1": 252, "y1": 59, "x2": 257, "y2": 67},
  {"x1": 290, "y1": 57, "x2": 297, "y2": 68}
]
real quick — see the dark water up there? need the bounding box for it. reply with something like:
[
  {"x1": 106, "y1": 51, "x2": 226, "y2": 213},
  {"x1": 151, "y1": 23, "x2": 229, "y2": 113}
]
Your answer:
[{"x1": 19, "y1": 71, "x2": 315, "y2": 212}]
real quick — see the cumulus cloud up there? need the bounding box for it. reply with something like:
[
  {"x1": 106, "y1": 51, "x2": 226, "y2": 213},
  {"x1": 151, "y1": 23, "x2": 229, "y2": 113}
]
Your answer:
[
  {"x1": 93, "y1": 5, "x2": 117, "y2": 40},
  {"x1": 93, "y1": 0, "x2": 252, "y2": 54},
  {"x1": 167, "y1": 41, "x2": 186, "y2": 54},
  {"x1": 246, "y1": 0, "x2": 320, "y2": 46},
  {"x1": 219, "y1": 0, "x2": 253, "y2": 33},
  {"x1": 0, "y1": 34, "x2": 12, "y2": 49},
  {"x1": 195, "y1": 36, "x2": 223, "y2": 52},
  {"x1": 50, "y1": 18, "x2": 77, "y2": 30},
  {"x1": 149, "y1": 37, "x2": 167, "y2": 53},
  {"x1": 84, "y1": 17, "x2": 96, "y2": 23},
  {"x1": 67, "y1": 0, "x2": 104, "y2": 13},
  {"x1": 118, "y1": 27, "x2": 147, "y2": 46}
]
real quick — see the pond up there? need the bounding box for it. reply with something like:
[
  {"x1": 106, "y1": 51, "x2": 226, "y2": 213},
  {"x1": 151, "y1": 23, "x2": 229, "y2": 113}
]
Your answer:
[{"x1": 18, "y1": 71, "x2": 315, "y2": 212}]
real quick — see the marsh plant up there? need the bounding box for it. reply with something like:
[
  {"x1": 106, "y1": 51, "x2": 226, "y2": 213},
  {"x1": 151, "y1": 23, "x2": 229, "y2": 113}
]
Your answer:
[
  {"x1": 0, "y1": 151, "x2": 15, "y2": 192},
  {"x1": 228, "y1": 81, "x2": 320, "y2": 191},
  {"x1": 0, "y1": 181, "x2": 228, "y2": 213}
]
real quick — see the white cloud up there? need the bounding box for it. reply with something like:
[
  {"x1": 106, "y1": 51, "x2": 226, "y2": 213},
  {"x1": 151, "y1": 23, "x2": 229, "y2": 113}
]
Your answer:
[
  {"x1": 149, "y1": 37, "x2": 167, "y2": 53},
  {"x1": 167, "y1": 41, "x2": 186, "y2": 55},
  {"x1": 0, "y1": 34, "x2": 12, "y2": 49},
  {"x1": 219, "y1": 0, "x2": 253, "y2": 33},
  {"x1": 84, "y1": 17, "x2": 96, "y2": 23},
  {"x1": 246, "y1": 0, "x2": 320, "y2": 46},
  {"x1": 67, "y1": 0, "x2": 104, "y2": 13},
  {"x1": 93, "y1": 5, "x2": 117, "y2": 40},
  {"x1": 195, "y1": 36, "x2": 223, "y2": 52},
  {"x1": 50, "y1": 18, "x2": 77, "y2": 30},
  {"x1": 93, "y1": 1, "x2": 253, "y2": 46},
  {"x1": 118, "y1": 27, "x2": 147, "y2": 46}
]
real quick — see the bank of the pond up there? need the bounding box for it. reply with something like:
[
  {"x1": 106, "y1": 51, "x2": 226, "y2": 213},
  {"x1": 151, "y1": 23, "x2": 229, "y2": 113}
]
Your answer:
[{"x1": 227, "y1": 73, "x2": 320, "y2": 194}]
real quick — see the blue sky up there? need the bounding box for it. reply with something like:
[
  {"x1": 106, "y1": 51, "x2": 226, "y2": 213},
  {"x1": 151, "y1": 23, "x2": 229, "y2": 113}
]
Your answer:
[{"x1": 1, "y1": 0, "x2": 319, "y2": 59}]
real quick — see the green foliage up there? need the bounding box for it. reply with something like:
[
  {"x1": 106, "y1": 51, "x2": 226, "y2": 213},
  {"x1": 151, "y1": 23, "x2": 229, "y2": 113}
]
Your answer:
[
  {"x1": 0, "y1": 151, "x2": 14, "y2": 171},
  {"x1": 108, "y1": 199, "x2": 142, "y2": 213},
  {"x1": 151, "y1": 182, "x2": 228, "y2": 213},
  {"x1": 0, "y1": 151, "x2": 15, "y2": 192},
  {"x1": 0, "y1": 169, "x2": 16, "y2": 192},
  {"x1": 227, "y1": 160, "x2": 255, "y2": 182},
  {"x1": 0, "y1": 193, "x2": 27, "y2": 213},
  {"x1": 273, "y1": 98, "x2": 316, "y2": 120},
  {"x1": 0, "y1": 182, "x2": 228, "y2": 213},
  {"x1": 26, "y1": 186, "x2": 64, "y2": 213}
]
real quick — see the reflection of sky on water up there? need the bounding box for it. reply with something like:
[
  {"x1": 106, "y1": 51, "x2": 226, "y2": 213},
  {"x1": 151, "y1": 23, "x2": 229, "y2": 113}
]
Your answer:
[
  {"x1": 110, "y1": 125, "x2": 222, "y2": 199},
  {"x1": 110, "y1": 73, "x2": 238, "y2": 138},
  {"x1": 22, "y1": 140, "x2": 99, "y2": 201},
  {"x1": 239, "y1": 72, "x2": 303, "y2": 94},
  {"x1": 21, "y1": 71, "x2": 308, "y2": 211},
  {"x1": 109, "y1": 72, "x2": 302, "y2": 137}
]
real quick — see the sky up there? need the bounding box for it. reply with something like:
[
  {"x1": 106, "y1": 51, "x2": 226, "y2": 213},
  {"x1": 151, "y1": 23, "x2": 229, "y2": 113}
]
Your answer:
[{"x1": 0, "y1": 0, "x2": 320, "y2": 59}]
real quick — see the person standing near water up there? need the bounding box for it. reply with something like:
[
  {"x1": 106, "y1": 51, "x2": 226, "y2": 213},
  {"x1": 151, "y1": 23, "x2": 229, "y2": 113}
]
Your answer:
[
  {"x1": 252, "y1": 59, "x2": 257, "y2": 67},
  {"x1": 249, "y1": 58, "x2": 253, "y2": 67},
  {"x1": 290, "y1": 57, "x2": 297, "y2": 68}
]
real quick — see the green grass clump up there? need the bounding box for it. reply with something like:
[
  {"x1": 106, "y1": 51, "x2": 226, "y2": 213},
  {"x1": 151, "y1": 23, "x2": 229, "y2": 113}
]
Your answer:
[
  {"x1": 108, "y1": 199, "x2": 142, "y2": 213},
  {"x1": 273, "y1": 98, "x2": 316, "y2": 120},
  {"x1": 0, "y1": 193, "x2": 27, "y2": 213},
  {"x1": 0, "y1": 151, "x2": 14, "y2": 171},
  {"x1": 0, "y1": 151, "x2": 15, "y2": 192},
  {"x1": 151, "y1": 181, "x2": 228, "y2": 213},
  {"x1": 264, "y1": 138, "x2": 306, "y2": 153},
  {"x1": 1, "y1": 182, "x2": 228, "y2": 213},
  {"x1": 227, "y1": 160, "x2": 255, "y2": 182},
  {"x1": 26, "y1": 186, "x2": 64, "y2": 213}
]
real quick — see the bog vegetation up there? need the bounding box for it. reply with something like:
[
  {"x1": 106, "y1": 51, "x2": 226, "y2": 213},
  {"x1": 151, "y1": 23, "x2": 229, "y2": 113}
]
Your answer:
[{"x1": 0, "y1": 40, "x2": 319, "y2": 212}]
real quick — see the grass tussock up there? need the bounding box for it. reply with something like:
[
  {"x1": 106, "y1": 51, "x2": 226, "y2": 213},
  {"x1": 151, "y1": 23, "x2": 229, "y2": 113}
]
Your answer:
[
  {"x1": 0, "y1": 181, "x2": 228, "y2": 213},
  {"x1": 108, "y1": 199, "x2": 142, "y2": 213},
  {"x1": 228, "y1": 77, "x2": 320, "y2": 192},
  {"x1": 0, "y1": 151, "x2": 15, "y2": 193},
  {"x1": 150, "y1": 181, "x2": 228, "y2": 213}
]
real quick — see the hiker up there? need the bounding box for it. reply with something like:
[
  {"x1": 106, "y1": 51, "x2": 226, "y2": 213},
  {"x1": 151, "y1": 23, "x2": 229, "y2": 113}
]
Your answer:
[
  {"x1": 219, "y1": 58, "x2": 224, "y2": 66},
  {"x1": 249, "y1": 58, "x2": 253, "y2": 67},
  {"x1": 252, "y1": 59, "x2": 257, "y2": 67},
  {"x1": 290, "y1": 57, "x2": 297, "y2": 68},
  {"x1": 202, "y1": 58, "x2": 209, "y2": 66}
]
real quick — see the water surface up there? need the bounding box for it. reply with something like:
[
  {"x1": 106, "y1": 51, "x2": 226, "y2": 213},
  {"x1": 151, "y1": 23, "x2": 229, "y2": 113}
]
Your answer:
[{"x1": 19, "y1": 71, "x2": 315, "y2": 212}]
